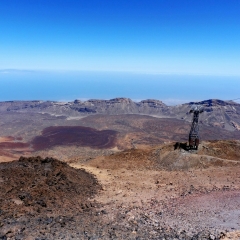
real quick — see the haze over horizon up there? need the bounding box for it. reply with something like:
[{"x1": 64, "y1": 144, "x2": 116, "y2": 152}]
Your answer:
[{"x1": 1, "y1": 1, "x2": 240, "y2": 104}]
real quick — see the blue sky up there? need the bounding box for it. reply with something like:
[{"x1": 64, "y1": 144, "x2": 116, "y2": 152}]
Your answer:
[{"x1": 0, "y1": 0, "x2": 240, "y2": 104}]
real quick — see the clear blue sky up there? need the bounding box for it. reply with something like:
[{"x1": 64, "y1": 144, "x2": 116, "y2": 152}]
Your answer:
[{"x1": 0, "y1": 0, "x2": 240, "y2": 104}]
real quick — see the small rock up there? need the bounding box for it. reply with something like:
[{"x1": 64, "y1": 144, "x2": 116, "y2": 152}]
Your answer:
[{"x1": 209, "y1": 234, "x2": 215, "y2": 240}]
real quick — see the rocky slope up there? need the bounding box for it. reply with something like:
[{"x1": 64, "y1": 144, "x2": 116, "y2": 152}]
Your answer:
[
  {"x1": 1, "y1": 144, "x2": 240, "y2": 239},
  {"x1": 1, "y1": 156, "x2": 233, "y2": 240}
]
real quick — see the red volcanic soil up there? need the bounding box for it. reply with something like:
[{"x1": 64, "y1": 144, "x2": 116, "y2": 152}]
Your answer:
[
  {"x1": 32, "y1": 126, "x2": 118, "y2": 151},
  {"x1": 0, "y1": 137, "x2": 30, "y2": 162}
]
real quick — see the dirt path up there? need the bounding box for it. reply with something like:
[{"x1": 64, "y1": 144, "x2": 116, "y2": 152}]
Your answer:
[{"x1": 71, "y1": 162, "x2": 240, "y2": 237}]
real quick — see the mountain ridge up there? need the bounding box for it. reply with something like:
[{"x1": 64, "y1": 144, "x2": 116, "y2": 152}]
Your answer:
[{"x1": 0, "y1": 98, "x2": 240, "y2": 132}]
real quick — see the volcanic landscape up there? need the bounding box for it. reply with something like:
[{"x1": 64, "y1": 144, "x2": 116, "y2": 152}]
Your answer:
[{"x1": 0, "y1": 98, "x2": 240, "y2": 239}]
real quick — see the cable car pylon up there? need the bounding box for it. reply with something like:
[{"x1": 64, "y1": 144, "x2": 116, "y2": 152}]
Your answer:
[{"x1": 188, "y1": 105, "x2": 204, "y2": 150}]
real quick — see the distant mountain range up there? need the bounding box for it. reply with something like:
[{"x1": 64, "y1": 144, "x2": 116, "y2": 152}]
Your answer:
[{"x1": 0, "y1": 98, "x2": 240, "y2": 132}]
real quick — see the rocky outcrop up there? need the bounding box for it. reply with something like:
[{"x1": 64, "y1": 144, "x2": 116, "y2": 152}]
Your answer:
[{"x1": 69, "y1": 98, "x2": 171, "y2": 115}]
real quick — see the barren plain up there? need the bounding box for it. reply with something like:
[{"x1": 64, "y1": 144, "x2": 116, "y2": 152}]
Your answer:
[{"x1": 0, "y1": 99, "x2": 240, "y2": 239}]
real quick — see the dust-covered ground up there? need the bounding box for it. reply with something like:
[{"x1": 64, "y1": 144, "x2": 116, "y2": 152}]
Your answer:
[
  {"x1": 1, "y1": 141, "x2": 240, "y2": 239},
  {"x1": 70, "y1": 140, "x2": 240, "y2": 239}
]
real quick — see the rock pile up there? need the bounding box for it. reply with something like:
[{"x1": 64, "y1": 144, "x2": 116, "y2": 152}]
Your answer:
[{"x1": 0, "y1": 156, "x2": 101, "y2": 239}]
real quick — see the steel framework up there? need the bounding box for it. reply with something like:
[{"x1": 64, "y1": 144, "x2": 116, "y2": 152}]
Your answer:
[{"x1": 188, "y1": 105, "x2": 204, "y2": 150}]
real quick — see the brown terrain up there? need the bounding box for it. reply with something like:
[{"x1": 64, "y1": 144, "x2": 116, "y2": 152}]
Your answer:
[
  {"x1": 0, "y1": 99, "x2": 240, "y2": 239},
  {"x1": 0, "y1": 156, "x2": 102, "y2": 239}
]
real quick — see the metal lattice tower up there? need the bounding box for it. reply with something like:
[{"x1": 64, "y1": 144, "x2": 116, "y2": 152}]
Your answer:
[{"x1": 188, "y1": 105, "x2": 204, "y2": 150}]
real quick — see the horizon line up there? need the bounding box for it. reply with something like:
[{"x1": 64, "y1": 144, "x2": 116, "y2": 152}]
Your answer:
[{"x1": 1, "y1": 69, "x2": 240, "y2": 78}]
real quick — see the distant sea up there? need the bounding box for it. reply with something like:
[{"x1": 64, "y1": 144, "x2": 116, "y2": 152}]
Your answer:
[{"x1": 1, "y1": 70, "x2": 240, "y2": 105}]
